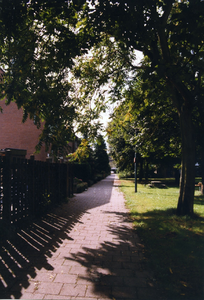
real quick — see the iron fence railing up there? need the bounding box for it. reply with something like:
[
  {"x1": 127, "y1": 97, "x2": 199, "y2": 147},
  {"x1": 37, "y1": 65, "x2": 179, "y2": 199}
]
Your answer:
[{"x1": 0, "y1": 152, "x2": 73, "y2": 226}]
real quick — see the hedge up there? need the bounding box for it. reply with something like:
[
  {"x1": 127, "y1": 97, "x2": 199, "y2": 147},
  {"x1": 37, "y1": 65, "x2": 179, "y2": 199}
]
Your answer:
[
  {"x1": 75, "y1": 182, "x2": 88, "y2": 193},
  {"x1": 73, "y1": 163, "x2": 92, "y2": 182}
]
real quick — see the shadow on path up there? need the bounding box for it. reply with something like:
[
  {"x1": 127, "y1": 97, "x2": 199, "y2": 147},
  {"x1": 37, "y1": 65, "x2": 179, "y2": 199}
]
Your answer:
[
  {"x1": 65, "y1": 213, "x2": 158, "y2": 300},
  {"x1": 0, "y1": 175, "x2": 115, "y2": 299}
]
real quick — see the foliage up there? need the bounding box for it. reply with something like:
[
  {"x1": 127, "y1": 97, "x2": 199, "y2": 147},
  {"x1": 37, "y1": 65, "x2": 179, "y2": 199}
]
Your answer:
[
  {"x1": 107, "y1": 83, "x2": 181, "y2": 176},
  {"x1": 94, "y1": 173, "x2": 104, "y2": 182},
  {"x1": 72, "y1": 162, "x2": 92, "y2": 182},
  {"x1": 128, "y1": 76, "x2": 181, "y2": 159},
  {"x1": 38, "y1": 191, "x2": 52, "y2": 215},
  {"x1": 75, "y1": 181, "x2": 88, "y2": 193},
  {"x1": 69, "y1": 135, "x2": 110, "y2": 182},
  {"x1": 68, "y1": 139, "x2": 92, "y2": 163},
  {"x1": 71, "y1": 34, "x2": 136, "y2": 103},
  {"x1": 118, "y1": 170, "x2": 134, "y2": 179},
  {"x1": 93, "y1": 135, "x2": 110, "y2": 174},
  {"x1": 107, "y1": 103, "x2": 135, "y2": 172},
  {"x1": 74, "y1": 177, "x2": 83, "y2": 184},
  {"x1": 120, "y1": 178, "x2": 204, "y2": 300},
  {"x1": 0, "y1": 0, "x2": 97, "y2": 155},
  {"x1": 79, "y1": 0, "x2": 204, "y2": 215}
]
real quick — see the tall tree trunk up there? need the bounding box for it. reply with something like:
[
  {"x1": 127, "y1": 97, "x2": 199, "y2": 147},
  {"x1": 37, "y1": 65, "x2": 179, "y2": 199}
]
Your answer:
[
  {"x1": 200, "y1": 147, "x2": 204, "y2": 195},
  {"x1": 166, "y1": 78, "x2": 196, "y2": 215},
  {"x1": 177, "y1": 105, "x2": 195, "y2": 216},
  {"x1": 197, "y1": 94, "x2": 204, "y2": 195}
]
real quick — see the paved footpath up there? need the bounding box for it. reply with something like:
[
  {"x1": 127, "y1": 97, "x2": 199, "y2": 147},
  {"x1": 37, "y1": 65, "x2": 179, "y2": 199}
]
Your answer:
[{"x1": 0, "y1": 174, "x2": 160, "y2": 299}]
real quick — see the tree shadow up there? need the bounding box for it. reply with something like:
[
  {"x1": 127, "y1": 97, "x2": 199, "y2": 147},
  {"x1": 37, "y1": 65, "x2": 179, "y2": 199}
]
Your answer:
[
  {"x1": 63, "y1": 207, "x2": 204, "y2": 300},
  {"x1": 65, "y1": 214, "x2": 159, "y2": 300},
  {"x1": 194, "y1": 194, "x2": 204, "y2": 206},
  {"x1": 0, "y1": 175, "x2": 115, "y2": 299},
  {"x1": 128, "y1": 208, "x2": 204, "y2": 300},
  {"x1": 113, "y1": 184, "x2": 133, "y2": 188}
]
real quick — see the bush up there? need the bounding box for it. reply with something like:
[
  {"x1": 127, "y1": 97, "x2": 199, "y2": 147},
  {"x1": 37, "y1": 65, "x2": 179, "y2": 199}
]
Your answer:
[
  {"x1": 88, "y1": 180, "x2": 94, "y2": 187},
  {"x1": 73, "y1": 163, "x2": 92, "y2": 182},
  {"x1": 74, "y1": 177, "x2": 83, "y2": 185},
  {"x1": 75, "y1": 182, "x2": 88, "y2": 193},
  {"x1": 119, "y1": 170, "x2": 134, "y2": 178},
  {"x1": 93, "y1": 173, "x2": 105, "y2": 182}
]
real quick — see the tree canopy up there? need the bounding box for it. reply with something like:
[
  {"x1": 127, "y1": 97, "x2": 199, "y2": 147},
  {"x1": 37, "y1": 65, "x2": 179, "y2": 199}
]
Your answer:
[
  {"x1": 0, "y1": 0, "x2": 94, "y2": 155},
  {"x1": 79, "y1": 0, "x2": 204, "y2": 215},
  {"x1": 107, "y1": 74, "x2": 181, "y2": 180}
]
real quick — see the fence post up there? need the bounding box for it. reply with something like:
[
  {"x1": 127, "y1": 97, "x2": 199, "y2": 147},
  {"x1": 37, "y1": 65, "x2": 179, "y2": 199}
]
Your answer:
[
  {"x1": 58, "y1": 163, "x2": 61, "y2": 203},
  {"x1": 66, "y1": 164, "x2": 69, "y2": 198},
  {"x1": 68, "y1": 163, "x2": 74, "y2": 197},
  {"x1": 3, "y1": 150, "x2": 12, "y2": 225},
  {"x1": 46, "y1": 157, "x2": 51, "y2": 202},
  {"x1": 29, "y1": 155, "x2": 35, "y2": 217}
]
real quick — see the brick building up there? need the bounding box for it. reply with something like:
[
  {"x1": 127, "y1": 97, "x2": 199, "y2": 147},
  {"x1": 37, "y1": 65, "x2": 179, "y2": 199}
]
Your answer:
[
  {"x1": 0, "y1": 67, "x2": 48, "y2": 160},
  {"x1": 0, "y1": 68, "x2": 79, "y2": 161},
  {"x1": 0, "y1": 99, "x2": 48, "y2": 161}
]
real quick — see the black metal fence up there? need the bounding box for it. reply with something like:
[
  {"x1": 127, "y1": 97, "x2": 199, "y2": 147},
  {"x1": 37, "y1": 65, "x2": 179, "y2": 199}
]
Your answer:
[{"x1": 0, "y1": 152, "x2": 73, "y2": 226}]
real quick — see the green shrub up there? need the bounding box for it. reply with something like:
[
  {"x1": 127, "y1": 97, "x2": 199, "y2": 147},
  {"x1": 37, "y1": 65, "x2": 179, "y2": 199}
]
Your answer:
[
  {"x1": 74, "y1": 177, "x2": 83, "y2": 184},
  {"x1": 73, "y1": 163, "x2": 92, "y2": 182},
  {"x1": 76, "y1": 182, "x2": 88, "y2": 193},
  {"x1": 93, "y1": 174, "x2": 104, "y2": 182},
  {"x1": 119, "y1": 170, "x2": 134, "y2": 178},
  {"x1": 88, "y1": 180, "x2": 94, "y2": 187}
]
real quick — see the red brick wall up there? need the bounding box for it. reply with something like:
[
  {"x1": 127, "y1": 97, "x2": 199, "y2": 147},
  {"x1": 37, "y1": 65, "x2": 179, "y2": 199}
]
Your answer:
[{"x1": 0, "y1": 100, "x2": 48, "y2": 161}]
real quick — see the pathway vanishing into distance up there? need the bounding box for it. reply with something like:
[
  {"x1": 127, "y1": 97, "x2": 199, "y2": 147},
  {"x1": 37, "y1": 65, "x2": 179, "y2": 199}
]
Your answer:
[{"x1": 0, "y1": 174, "x2": 160, "y2": 299}]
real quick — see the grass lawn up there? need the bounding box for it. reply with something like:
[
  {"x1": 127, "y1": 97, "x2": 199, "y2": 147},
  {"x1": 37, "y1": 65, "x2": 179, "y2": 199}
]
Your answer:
[{"x1": 119, "y1": 178, "x2": 204, "y2": 300}]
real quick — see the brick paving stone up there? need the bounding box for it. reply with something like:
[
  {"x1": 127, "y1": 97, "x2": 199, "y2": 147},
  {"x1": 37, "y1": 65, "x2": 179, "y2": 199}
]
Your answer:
[
  {"x1": 85, "y1": 284, "x2": 112, "y2": 298},
  {"x1": 61, "y1": 259, "x2": 83, "y2": 268},
  {"x1": 124, "y1": 276, "x2": 142, "y2": 287},
  {"x1": 76, "y1": 275, "x2": 93, "y2": 285},
  {"x1": 44, "y1": 295, "x2": 68, "y2": 299},
  {"x1": 32, "y1": 282, "x2": 63, "y2": 295},
  {"x1": 54, "y1": 273, "x2": 78, "y2": 284},
  {"x1": 102, "y1": 261, "x2": 123, "y2": 270},
  {"x1": 137, "y1": 287, "x2": 159, "y2": 299},
  {"x1": 69, "y1": 266, "x2": 88, "y2": 276},
  {"x1": 29, "y1": 271, "x2": 56, "y2": 282},
  {"x1": 112, "y1": 286, "x2": 138, "y2": 299},
  {"x1": 1, "y1": 174, "x2": 160, "y2": 299},
  {"x1": 10, "y1": 280, "x2": 37, "y2": 293},
  {"x1": 113, "y1": 255, "x2": 131, "y2": 262},
  {"x1": 60, "y1": 283, "x2": 87, "y2": 297},
  {"x1": 99, "y1": 275, "x2": 124, "y2": 286},
  {"x1": 20, "y1": 292, "x2": 45, "y2": 299}
]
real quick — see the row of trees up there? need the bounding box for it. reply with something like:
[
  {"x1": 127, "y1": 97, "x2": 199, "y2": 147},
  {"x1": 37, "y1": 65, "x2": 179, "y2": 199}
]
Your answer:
[
  {"x1": 0, "y1": 0, "x2": 204, "y2": 215},
  {"x1": 68, "y1": 135, "x2": 110, "y2": 179},
  {"x1": 106, "y1": 90, "x2": 181, "y2": 182}
]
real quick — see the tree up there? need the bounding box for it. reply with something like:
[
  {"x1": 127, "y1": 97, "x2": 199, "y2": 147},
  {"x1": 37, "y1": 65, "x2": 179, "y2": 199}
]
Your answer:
[
  {"x1": 93, "y1": 134, "x2": 110, "y2": 175},
  {"x1": 107, "y1": 105, "x2": 135, "y2": 174},
  {"x1": 80, "y1": 0, "x2": 204, "y2": 215},
  {"x1": 107, "y1": 78, "x2": 181, "y2": 180},
  {"x1": 0, "y1": 0, "x2": 90, "y2": 156},
  {"x1": 68, "y1": 135, "x2": 110, "y2": 180},
  {"x1": 68, "y1": 138, "x2": 92, "y2": 163},
  {"x1": 193, "y1": 71, "x2": 204, "y2": 194}
]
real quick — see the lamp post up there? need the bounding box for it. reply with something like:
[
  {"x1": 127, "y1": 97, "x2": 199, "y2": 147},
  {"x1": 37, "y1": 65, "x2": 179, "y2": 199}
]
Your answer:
[{"x1": 134, "y1": 145, "x2": 137, "y2": 192}]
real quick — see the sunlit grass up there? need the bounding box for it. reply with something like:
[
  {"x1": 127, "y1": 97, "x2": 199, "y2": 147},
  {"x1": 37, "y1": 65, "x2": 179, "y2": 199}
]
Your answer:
[{"x1": 119, "y1": 178, "x2": 204, "y2": 300}]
